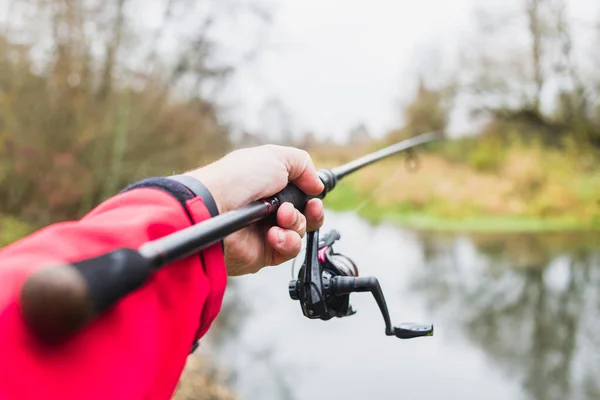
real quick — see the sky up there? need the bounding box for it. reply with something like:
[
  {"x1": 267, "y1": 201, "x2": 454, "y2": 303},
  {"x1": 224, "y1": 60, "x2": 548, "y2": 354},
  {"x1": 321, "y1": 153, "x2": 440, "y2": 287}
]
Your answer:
[
  {"x1": 3, "y1": 0, "x2": 596, "y2": 143},
  {"x1": 207, "y1": 0, "x2": 600, "y2": 143},
  {"x1": 215, "y1": 0, "x2": 475, "y2": 142}
]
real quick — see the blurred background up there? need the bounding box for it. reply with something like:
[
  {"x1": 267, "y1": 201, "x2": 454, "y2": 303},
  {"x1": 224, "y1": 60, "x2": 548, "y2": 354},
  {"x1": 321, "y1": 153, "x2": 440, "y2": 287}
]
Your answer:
[{"x1": 1, "y1": 0, "x2": 600, "y2": 399}]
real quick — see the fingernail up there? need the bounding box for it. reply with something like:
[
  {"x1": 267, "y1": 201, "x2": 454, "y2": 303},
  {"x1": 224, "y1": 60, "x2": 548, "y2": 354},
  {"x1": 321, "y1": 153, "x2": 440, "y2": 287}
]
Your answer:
[{"x1": 277, "y1": 230, "x2": 286, "y2": 244}]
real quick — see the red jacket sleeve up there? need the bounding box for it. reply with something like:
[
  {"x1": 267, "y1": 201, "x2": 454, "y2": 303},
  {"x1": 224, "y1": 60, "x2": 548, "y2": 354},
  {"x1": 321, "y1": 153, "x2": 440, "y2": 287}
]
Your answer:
[{"x1": 0, "y1": 187, "x2": 227, "y2": 400}]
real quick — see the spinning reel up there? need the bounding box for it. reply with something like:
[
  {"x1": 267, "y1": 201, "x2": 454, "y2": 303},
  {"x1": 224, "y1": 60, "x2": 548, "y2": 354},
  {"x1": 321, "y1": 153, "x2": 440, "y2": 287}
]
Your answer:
[{"x1": 288, "y1": 229, "x2": 434, "y2": 339}]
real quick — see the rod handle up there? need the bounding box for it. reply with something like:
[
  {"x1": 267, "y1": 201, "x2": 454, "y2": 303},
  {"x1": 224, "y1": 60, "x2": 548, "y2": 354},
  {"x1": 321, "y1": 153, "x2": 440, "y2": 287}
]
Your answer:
[
  {"x1": 273, "y1": 183, "x2": 314, "y2": 213},
  {"x1": 20, "y1": 248, "x2": 151, "y2": 343},
  {"x1": 270, "y1": 168, "x2": 336, "y2": 212}
]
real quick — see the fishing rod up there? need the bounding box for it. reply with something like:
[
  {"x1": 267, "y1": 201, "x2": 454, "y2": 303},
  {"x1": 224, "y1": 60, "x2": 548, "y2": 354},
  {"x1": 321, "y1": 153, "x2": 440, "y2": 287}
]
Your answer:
[{"x1": 19, "y1": 131, "x2": 440, "y2": 344}]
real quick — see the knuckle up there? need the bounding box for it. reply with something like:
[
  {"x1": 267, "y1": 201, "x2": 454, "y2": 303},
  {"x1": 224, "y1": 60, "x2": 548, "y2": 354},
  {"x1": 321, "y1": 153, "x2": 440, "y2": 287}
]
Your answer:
[
  {"x1": 300, "y1": 215, "x2": 307, "y2": 229},
  {"x1": 295, "y1": 213, "x2": 306, "y2": 230},
  {"x1": 294, "y1": 149, "x2": 311, "y2": 164},
  {"x1": 262, "y1": 144, "x2": 282, "y2": 153},
  {"x1": 300, "y1": 149, "x2": 310, "y2": 160}
]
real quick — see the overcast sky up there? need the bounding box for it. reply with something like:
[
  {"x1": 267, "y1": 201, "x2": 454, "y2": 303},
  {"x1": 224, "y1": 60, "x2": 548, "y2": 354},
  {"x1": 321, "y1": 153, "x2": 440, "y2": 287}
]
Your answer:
[
  {"x1": 2, "y1": 0, "x2": 596, "y2": 142},
  {"x1": 216, "y1": 0, "x2": 474, "y2": 141},
  {"x1": 205, "y1": 0, "x2": 599, "y2": 143}
]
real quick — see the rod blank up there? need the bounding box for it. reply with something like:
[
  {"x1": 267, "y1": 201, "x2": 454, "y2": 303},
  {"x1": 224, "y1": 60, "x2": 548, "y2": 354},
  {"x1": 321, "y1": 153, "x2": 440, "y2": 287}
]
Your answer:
[{"x1": 331, "y1": 132, "x2": 441, "y2": 180}]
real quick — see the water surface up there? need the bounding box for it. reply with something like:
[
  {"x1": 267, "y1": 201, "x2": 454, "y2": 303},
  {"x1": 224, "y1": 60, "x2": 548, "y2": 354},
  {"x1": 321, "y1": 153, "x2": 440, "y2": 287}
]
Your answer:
[{"x1": 202, "y1": 212, "x2": 600, "y2": 400}]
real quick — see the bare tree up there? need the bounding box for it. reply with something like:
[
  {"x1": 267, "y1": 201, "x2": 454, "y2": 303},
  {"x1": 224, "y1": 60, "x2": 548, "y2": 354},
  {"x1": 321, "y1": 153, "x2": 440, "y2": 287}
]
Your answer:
[
  {"x1": 454, "y1": 0, "x2": 600, "y2": 147},
  {"x1": 0, "y1": 0, "x2": 271, "y2": 225},
  {"x1": 526, "y1": 0, "x2": 545, "y2": 113}
]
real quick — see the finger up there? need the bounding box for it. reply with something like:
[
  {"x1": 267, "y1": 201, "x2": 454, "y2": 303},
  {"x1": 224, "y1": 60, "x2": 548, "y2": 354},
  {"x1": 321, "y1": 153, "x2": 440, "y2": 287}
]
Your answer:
[
  {"x1": 277, "y1": 147, "x2": 324, "y2": 195},
  {"x1": 305, "y1": 198, "x2": 325, "y2": 232},
  {"x1": 266, "y1": 227, "x2": 302, "y2": 265},
  {"x1": 223, "y1": 226, "x2": 263, "y2": 276},
  {"x1": 276, "y1": 202, "x2": 307, "y2": 238}
]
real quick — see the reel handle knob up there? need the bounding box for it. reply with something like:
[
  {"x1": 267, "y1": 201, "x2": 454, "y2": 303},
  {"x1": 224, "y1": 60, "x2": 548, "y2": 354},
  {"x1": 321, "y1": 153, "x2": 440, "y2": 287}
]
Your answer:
[{"x1": 393, "y1": 323, "x2": 434, "y2": 339}]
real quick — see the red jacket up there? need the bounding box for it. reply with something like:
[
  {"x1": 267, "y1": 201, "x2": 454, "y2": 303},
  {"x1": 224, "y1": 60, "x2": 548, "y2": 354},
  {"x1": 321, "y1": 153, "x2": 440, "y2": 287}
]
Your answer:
[{"x1": 0, "y1": 177, "x2": 227, "y2": 399}]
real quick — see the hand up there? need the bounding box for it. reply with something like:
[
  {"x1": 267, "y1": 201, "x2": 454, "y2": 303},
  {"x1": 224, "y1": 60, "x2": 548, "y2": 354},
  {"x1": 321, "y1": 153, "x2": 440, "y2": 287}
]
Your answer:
[{"x1": 185, "y1": 145, "x2": 325, "y2": 276}]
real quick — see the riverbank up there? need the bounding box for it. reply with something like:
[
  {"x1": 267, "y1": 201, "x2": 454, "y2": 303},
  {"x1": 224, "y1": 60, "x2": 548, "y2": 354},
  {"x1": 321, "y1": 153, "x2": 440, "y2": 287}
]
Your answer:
[{"x1": 318, "y1": 140, "x2": 600, "y2": 233}]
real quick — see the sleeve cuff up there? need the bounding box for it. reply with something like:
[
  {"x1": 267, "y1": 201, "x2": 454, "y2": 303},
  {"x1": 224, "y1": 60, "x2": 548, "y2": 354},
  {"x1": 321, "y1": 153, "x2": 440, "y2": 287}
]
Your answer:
[
  {"x1": 121, "y1": 177, "x2": 197, "y2": 224},
  {"x1": 121, "y1": 176, "x2": 220, "y2": 221},
  {"x1": 167, "y1": 175, "x2": 220, "y2": 218}
]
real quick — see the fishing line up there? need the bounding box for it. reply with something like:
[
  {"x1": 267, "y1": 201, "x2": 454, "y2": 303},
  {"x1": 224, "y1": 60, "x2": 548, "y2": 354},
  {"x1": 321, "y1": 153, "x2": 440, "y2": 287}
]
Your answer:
[
  {"x1": 291, "y1": 166, "x2": 406, "y2": 278},
  {"x1": 292, "y1": 150, "x2": 421, "y2": 278}
]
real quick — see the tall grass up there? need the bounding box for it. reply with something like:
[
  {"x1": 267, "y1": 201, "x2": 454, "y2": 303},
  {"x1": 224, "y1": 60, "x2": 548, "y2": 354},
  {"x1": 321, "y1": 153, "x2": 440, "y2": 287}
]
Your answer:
[{"x1": 319, "y1": 135, "x2": 600, "y2": 232}]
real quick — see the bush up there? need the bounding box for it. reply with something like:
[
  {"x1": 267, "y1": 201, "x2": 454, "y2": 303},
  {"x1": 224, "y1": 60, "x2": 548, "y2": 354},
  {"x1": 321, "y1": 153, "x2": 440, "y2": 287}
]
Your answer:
[
  {"x1": 0, "y1": 215, "x2": 34, "y2": 247},
  {"x1": 0, "y1": 34, "x2": 230, "y2": 227}
]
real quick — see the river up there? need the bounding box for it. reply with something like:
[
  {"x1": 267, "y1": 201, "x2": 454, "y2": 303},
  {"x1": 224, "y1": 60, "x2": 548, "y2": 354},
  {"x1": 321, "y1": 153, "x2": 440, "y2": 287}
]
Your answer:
[{"x1": 200, "y1": 211, "x2": 600, "y2": 400}]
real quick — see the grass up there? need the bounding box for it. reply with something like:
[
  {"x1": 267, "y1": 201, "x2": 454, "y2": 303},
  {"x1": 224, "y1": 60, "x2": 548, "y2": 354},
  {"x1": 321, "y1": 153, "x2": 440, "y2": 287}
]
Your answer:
[
  {"x1": 371, "y1": 212, "x2": 585, "y2": 232},
  {"x1": 324, "y1": 184, "x2": 592, "y2": 233},
  {"x1": 317, "y1": 139, "x2": 600, "y2": 233},
  {"x1": 1, "y1": 137, "x2": 599, "y2": 238},
  {"x1": 0, "y1": 215, "x2": 35, "y2": 247}
]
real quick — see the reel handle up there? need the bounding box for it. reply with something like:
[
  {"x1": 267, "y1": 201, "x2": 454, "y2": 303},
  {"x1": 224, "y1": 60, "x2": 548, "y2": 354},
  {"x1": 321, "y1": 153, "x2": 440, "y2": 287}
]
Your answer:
[{"x1": 332, "y1": 276, "x2": 434, "y2": 339}]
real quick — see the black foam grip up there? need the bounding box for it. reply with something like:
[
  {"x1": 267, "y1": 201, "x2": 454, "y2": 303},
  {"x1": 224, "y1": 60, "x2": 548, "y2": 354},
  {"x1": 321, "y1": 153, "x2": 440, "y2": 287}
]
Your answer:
[
  {"x1": 274, "y1": 183, "x2": 313, "y2": 213},
  {"x1": 72, "y1": 248, "x2": 151, "y2": 314}
]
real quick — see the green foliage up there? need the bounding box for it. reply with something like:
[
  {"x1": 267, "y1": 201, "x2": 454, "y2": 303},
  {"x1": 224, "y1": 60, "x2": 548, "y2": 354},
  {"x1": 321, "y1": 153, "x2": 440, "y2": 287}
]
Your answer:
[
  {"x1": 403, "y1": 80, "x2": 449, "y2": 134},
  {"x1": 465, "y1": 141, "x2": 505, "y2": 172},
  {"x1": 427, "y1": 137, "x2": 472, "y2": 161},
  {"x1": 428, "y1": 136, "x2": 505, "y2": 172},
  {"x1": 322, "y1": 183, "x2": 360, "y2": 211},
  {"x1": 0, "y1": 215, "x2": 34, "y2": 247},
  {"x1": 325, "y1": 192, "x2": 593, "y2": 233},
  {"x1": 322, "y1": 133, "x2": 600, "y2": 233},
  {"x1": 386, "y1": 80, "x2": 453, "y2": 143},
  {"x1": 0, "y1": 29, "x2": 230, "y2": 228}
]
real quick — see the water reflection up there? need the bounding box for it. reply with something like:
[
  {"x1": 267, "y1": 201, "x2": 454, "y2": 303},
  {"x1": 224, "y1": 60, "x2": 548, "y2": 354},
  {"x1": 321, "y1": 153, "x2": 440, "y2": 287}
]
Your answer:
[
  {"x1": 413, "y1": 231, "x2": 600, "y2": 400},
  {"x1": 204, "y1": 213, "x2": 600, "y2": 400},
  {"x1": 204, "y1": 280, "x2": 298, "y2": 400}
]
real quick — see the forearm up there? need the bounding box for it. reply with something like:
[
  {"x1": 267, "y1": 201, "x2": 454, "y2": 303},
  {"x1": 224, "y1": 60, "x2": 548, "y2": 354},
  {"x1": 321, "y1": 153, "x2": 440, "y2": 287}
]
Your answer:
[{"x1": 0, "y1": 177, "x2": 226, "y2": 400}]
